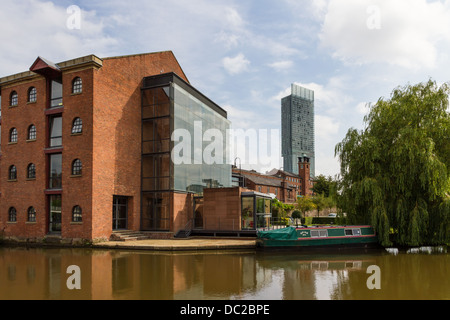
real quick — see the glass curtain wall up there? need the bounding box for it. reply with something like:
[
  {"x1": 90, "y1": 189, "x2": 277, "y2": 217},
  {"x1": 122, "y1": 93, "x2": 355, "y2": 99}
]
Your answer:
[
  {"x1": 173, "y1": 84, "x2": 231, "y2": 193},
  {"x1": 141, "y1": 86, "x2": 172, "y2": 231},
  {"x1": 141, "y1": 74, "x2": 232, "y2": 232},
  {"x1": 241, "y1": 194, "x2": 272, "y2": 230}
]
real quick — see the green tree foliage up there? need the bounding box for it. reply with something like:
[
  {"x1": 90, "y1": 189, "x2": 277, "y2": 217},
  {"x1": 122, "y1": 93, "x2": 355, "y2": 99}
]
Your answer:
[
  {"x1": 271, "y1": 198, "x2": 294, "y2": 218},
  {"x1": 312, "y1": 175, "x2": 336, "y2": 197},
  {"x1": 296, "y1": 196, "x2": 316, "y2": 219},
  {"x1": 312, "y1": 193, "x2": 327, "y2": 217},
  {"x1": 336, "y1": 80, "x2": 450, "y2": 247}
]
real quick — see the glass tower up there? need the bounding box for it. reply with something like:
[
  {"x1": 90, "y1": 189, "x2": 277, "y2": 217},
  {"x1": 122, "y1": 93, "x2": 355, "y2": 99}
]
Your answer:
[
  {"x1": 281, "y1": 84, "x2": 315, "y2": 176},
  {"x1": 141, "y1": 73, "x2": 231, "y2": 231}
]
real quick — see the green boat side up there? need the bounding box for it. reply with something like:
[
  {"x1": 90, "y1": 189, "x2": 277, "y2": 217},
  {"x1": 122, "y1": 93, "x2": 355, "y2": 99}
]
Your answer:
[{"x1": 256, "y1": 225, "x2": 380, "y2": 249}]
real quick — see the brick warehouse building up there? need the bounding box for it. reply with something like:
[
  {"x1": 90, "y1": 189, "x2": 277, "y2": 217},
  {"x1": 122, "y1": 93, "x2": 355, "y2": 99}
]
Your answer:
[
  {"x1": 0, "y1": 51, "x2": 242, "y2": 243},
  {"x1": 232, "y1": 155, "x2": 314, "y2": 204}
]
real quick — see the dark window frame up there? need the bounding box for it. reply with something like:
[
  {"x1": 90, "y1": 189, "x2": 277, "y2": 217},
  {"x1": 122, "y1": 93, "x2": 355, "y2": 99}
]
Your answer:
[
  {"x1": 28, "y1": 207, "x2": 36, "y2": 222},
  {"x1": 27, "y1": 163, "x2": 36, "y2": 179},
  {"x1": 71, "y1": 117, "x2": 83, "y2": 134},
  {"x1": 49, "y1": 116, "x2": 62, "y2": 147},
  {"x1": 28, "y1": 87, "x2": 37, "y2": 103},
  {"x1": 8, "y1": 207, "x2": 17, "y2": 222},
  {"x1": 9, "y1": 128, "x2": 18, "y2": 143},
  {"x1": 10, "y1": 91, "x2": 18, "y2": 106},
  {"x1": 9, "y1": 165, "x2": 17, "y2": 180},
  {"x1": 72, "y1": 205, "x2": 82, "y2": 222},
  {"x1": 72, "y1": 159, "x2": 82, "y2": 176},
  {"x1": 28, "y1": 124, "x2": 37, "y2": 140},
  {"x1": 72, "y1": 77, "x2": 82, "y2": 94},
  {"x1": 49, "y1": 153, "x2": 62, "y2": 189}
]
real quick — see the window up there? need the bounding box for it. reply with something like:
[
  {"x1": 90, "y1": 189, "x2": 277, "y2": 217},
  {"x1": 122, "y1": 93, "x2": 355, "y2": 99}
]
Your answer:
[
  {"x1": 8, "y1": 207, "x2": 17, "y2": 222},
  {"x1": 50, "y1": 78, "x2": 63, "y2": 108},
  {"x1": 9, "y1": 128, "x2": 18, "y2": 143},
  {"x1": 28, "y1": 125, "x2": 37, "y2": 140},
  {"x1": 72, "y1": 77, "x2": 82, "y2": 94},
  {"x1": 311, "y1": 229, "x2": 328, "y2": 238},
  {"x1": 28, "y1": 207, "x2": 36, "y2": 222},
  {"x1": 72, "y1": 206, "x2": 82, "y2": 222},
  {"x1": 49, "y1": 116, "x2": 62, "y2": 147},
  {"x1": 27, "y1": 163, "x2": 36, "y2": 179},
  {"x1": 345, "y1": 229, "x2": 361, "y2": 236},
  {"x1": 72, "y1": 159, "x2": 82, "y2": 176},
  {"x1": 72, "y1": 117, "x2": 83, "y2": 134},
  {"x1": 49, "y1": 154, "x2": 62, "y2": 189},
  {"x1": 9, "y1": 165, "x2": 17, "y2": 180},
  {"x1": 10, "y1": 91, "x2": 18, "y2": 106},
  {"x1": 28, "y1": 87, "x2": 37, "y2": 103}
]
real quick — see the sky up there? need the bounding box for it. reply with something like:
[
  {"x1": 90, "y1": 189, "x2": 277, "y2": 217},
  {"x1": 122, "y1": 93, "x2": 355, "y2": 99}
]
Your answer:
[{"x1": 1, "y1": 0, "x2": 450, "y2": 178}]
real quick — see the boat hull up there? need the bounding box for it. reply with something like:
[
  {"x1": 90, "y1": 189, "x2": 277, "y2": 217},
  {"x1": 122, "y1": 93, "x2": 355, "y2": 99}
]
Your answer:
[{"x1": 256, "y1": 226, "x2": 380, "y2": 250}]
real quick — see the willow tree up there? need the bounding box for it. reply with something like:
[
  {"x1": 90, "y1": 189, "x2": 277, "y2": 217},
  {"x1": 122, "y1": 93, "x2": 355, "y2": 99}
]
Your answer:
[{"x1": 336, "y1": 80, "x2": 450, "y2": 247}]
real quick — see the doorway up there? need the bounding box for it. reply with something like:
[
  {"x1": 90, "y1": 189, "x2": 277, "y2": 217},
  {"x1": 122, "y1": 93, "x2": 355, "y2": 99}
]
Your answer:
[{"x1": 113, "y1": 196, "x2": 128, "y2": 230}]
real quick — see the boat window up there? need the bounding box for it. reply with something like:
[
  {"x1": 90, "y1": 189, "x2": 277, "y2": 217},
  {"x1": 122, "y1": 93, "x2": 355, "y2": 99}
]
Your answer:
[
  {"x1": 311, "y1": 230, "x2": 328, "y2": 238},
  {"x1": 345, "y1": 229, "x2": 361, "y2": 236}
]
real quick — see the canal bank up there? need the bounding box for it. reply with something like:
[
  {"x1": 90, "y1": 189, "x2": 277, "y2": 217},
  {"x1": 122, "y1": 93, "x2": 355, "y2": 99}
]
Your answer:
[
  {"x1": 0, "y1": 237, "x2": 258, "y2": 252},
  {"x1": 93, "y1": 238, "x2": 258, "y2": 251}
]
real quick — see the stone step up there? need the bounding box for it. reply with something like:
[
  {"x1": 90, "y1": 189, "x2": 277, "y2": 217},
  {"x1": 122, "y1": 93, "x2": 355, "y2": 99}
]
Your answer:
[{"x1": 111, "y1": 230, "x2": 150, "y2": 242}]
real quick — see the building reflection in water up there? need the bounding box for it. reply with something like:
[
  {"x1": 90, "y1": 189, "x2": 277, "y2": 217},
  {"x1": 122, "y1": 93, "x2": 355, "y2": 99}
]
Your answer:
[{"x1": 0, "y1": 247, "x2": 448, "y2": 300}]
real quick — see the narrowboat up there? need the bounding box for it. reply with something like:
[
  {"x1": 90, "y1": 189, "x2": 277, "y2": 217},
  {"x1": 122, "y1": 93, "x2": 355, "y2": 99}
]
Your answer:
[{"x1": 256, "y1": 225, "x2": 379, "y2": 250}]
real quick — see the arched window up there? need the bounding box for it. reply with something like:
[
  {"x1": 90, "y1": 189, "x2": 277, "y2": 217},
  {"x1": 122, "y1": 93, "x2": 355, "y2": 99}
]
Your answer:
[
  {"x1": 72, "y1": 77, "x2": 82, "y2": 94},
  {"x1": 72, "y1": 159, "x2": 82, "y2": 176},
  {"x1": 72, "y1": 206, "x2": 82, "y2": 222},
  {"x1": 9, "y1": 128, "x2": 18, "y2": 143},
  {"x1": 8, "y1": 207, "x2": 17, "y2": 222},
  {"x1": 28, "y1": 125, "x2": 37, "y2": 140},
  {"x1": 28, "y1": 87, "x2": 37, "y2": 103},
  {"x1": 28, "y1": 207, "x2": 36, "y2": 222},
  {"x1": 71, "y1": 117, "x2": 83, "y2": 134},
  {"x1": 27, "y1": 163, "x2": 36, "y2": 179},
  {"x1": 10, "y1": 91, "x2": 18, "y2": 106},
  {"x1": 9, "y1": 165, "x2": 17, "y2": 180}
]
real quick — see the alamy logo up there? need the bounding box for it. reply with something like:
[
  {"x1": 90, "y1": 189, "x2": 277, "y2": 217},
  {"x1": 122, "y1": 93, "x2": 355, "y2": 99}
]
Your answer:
[
  {"x1": 366, "y1": 265, "x2": 381, "y2": 290},
  {"x1": 67, "y1": 5, "x2": 81, "y2": 30},
  {"x1": 171, "y1": 121, "x2": 281, "y2": 169},
  {"x1": 366, "y1": 5, "x2": 381, "y2": 30},
  {"x1": 66, "y1": 265, "x2": 81, "y2": 290}
]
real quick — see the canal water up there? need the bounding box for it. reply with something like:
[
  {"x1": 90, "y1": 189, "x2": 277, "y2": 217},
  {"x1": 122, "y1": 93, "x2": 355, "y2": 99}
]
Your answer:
[{"x1": 0, "y1": 246, "x2": 448, "y2": 300}]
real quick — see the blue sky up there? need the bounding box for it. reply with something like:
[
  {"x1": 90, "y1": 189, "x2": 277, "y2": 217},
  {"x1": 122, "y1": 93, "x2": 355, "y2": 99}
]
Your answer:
[{"x1": 1, "y1": 0, "x2": 450, "y2": 177}]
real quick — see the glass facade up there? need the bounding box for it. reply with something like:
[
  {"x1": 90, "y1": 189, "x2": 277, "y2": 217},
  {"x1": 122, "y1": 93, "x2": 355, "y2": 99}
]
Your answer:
[
  {"x1": 173, "y1": 83, "x2": 231, "y2": 193},
  {"x1": 281, "y1": 84, "x2": 315, "y2": 176},
  {"x1": 141, "y1": 73, "x2": 231, "y2": 231},
  {"x1": 242, "y1": 193, "x2": 272, "y2": 230}
]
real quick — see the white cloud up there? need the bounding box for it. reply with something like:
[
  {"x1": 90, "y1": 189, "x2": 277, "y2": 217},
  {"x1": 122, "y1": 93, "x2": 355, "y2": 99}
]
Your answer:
[
  {"x1": 316, "y1": 115, "x2": 340, "y2": 142},
  {"x1": 268, "y1": 60, "x2": 294, "y2": 71},
  {"x1": 355, "y1": 102, "x2": 372, "y2": 116},
  {"x1": 318, "y1": 0, "x2": 450, "y2": 70},
  {"x1": 0, "y1": 0, "x2": 116, "y2": 76},
  {"x1": 223, "y1": 53, "x2": 251, "y2": 75}
]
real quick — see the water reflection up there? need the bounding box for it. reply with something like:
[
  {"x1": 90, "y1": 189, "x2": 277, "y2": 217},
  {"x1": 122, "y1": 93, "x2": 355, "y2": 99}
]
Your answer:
[{"x1": 0, "y1": 247, "x2": 448, "y2": 300}]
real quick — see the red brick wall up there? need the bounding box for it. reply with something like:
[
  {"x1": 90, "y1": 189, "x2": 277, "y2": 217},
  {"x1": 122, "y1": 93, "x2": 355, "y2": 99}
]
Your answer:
[
  {"x1": 91, "y1": 52, "x2": 189, "y2": 240},
  {"x1": 0, "y1": 51, "x2": 190, "y2": 241},
  {"x1": 61, "y1": 68, "x2": 94, "y2": 240},
  {"x1": 203, "y1": 187, "x2": 242, "y2": 230},
  {"x1": 1, "y1": 77, "x2": 48, "y2": 239},
  {"x1": 172, "y1": 192, "x2": 194, "y2": 233}
]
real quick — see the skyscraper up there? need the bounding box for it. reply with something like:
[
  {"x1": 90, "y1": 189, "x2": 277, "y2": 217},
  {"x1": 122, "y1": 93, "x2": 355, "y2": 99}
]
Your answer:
[{"x1": 281, "y1": 84, "x2": 315, "y2": 176}]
